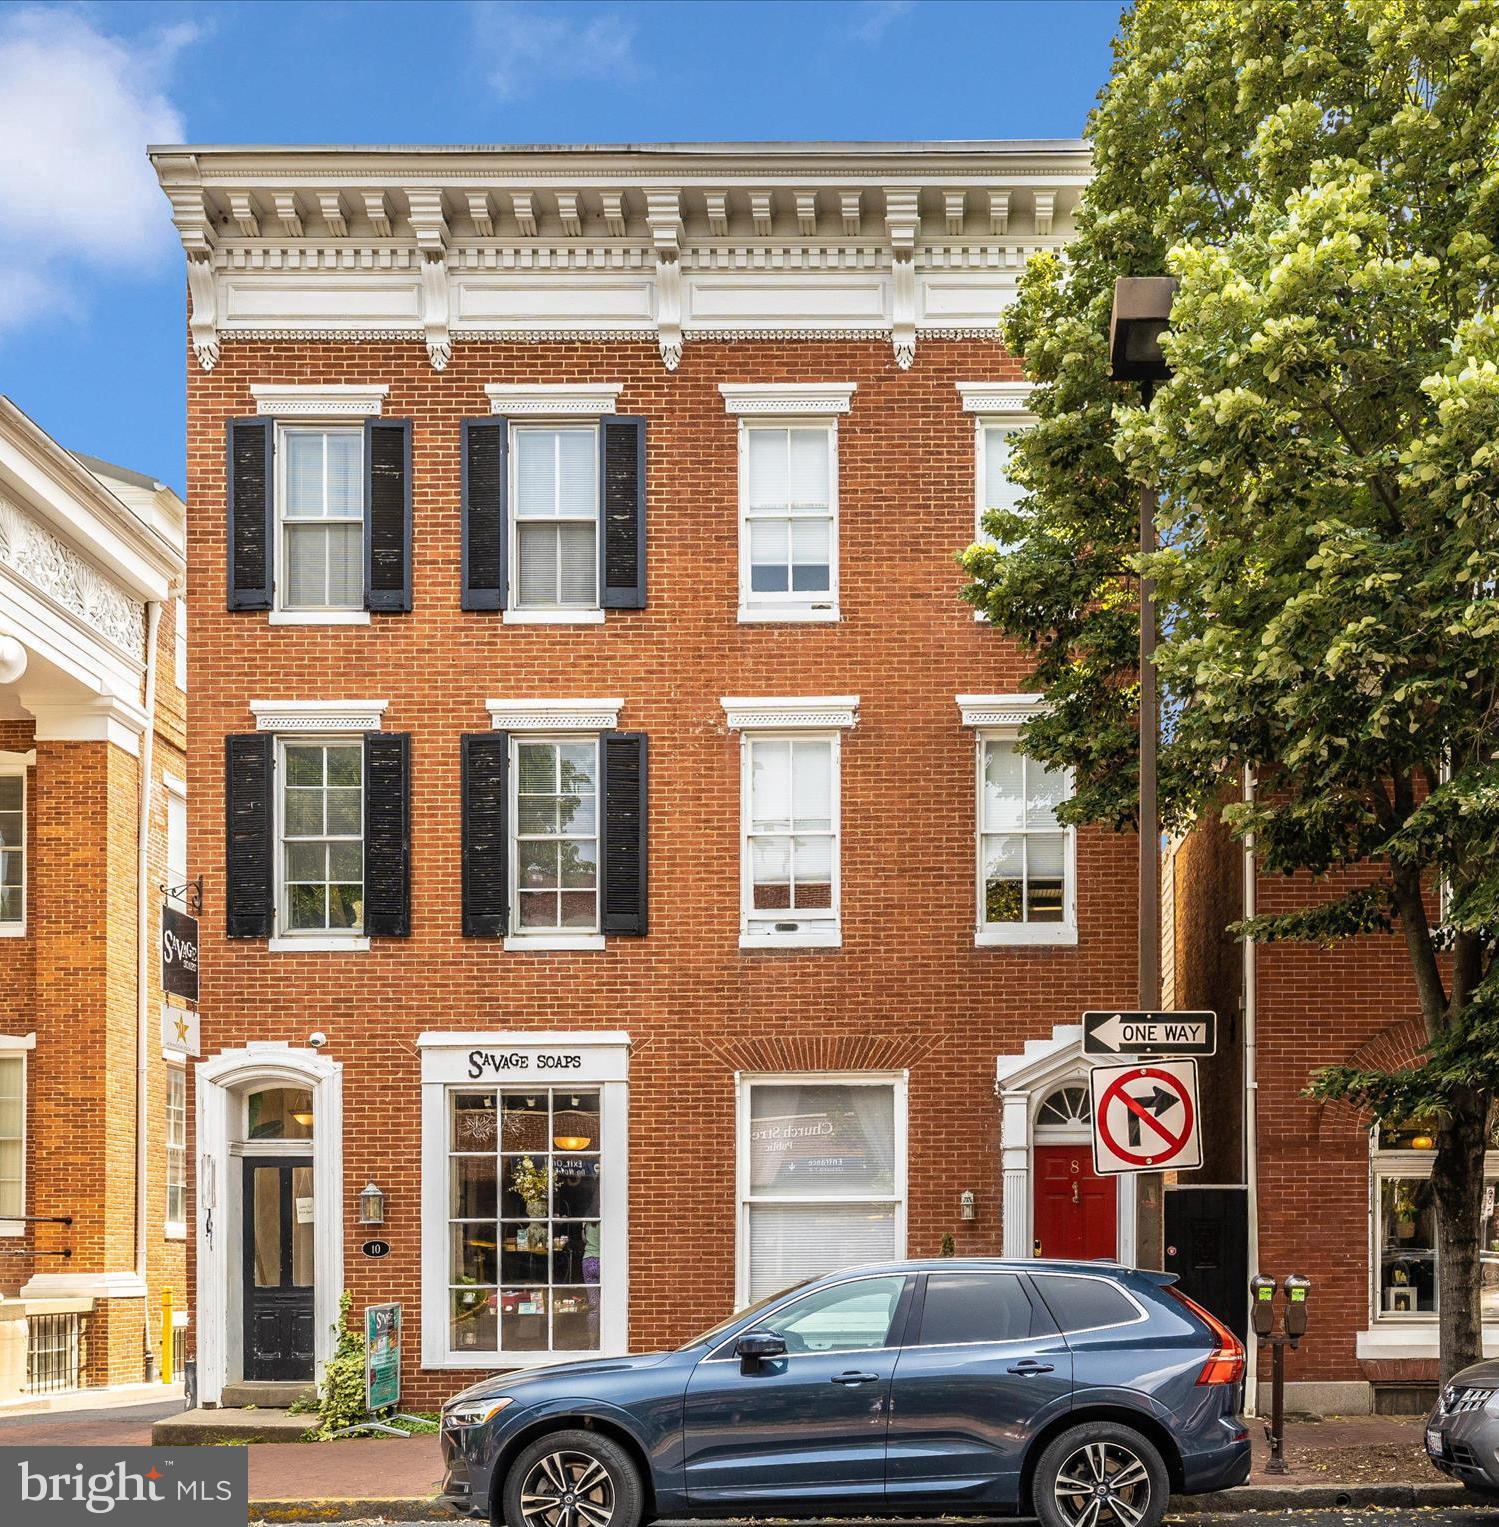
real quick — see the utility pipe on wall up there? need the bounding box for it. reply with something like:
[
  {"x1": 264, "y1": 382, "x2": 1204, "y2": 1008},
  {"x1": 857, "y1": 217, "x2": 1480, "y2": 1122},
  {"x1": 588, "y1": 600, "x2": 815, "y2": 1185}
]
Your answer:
[
  {"x1": 1242, "y1": 764, "x2": 1260, "y2": 1416},
  {"x1": 136, "y1": 599, "x2": 162, "y2": 1373}
]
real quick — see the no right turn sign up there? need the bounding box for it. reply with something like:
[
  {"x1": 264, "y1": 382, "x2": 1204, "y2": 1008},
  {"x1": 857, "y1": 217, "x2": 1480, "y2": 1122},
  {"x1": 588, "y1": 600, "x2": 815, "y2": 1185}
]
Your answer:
[{"x1": 1089, "y1": 1058, "x2": 1203, "y2": 1176}]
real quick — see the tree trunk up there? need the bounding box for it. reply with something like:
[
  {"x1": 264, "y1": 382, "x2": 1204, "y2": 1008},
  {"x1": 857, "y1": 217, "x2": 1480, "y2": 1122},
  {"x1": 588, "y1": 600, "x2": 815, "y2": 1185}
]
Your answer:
[{"x1": 1432, "y1": 1094, "x2": 1489, "y2": 1385}]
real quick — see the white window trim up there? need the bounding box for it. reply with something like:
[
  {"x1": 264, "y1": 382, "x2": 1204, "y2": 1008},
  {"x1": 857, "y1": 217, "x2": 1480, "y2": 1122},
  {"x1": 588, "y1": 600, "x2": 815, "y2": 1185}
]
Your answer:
[
  {"x1": 734, "y1": 1070, "x2": 908, "y2": 1309},
  {"x1": 0, "y1": 1033, "x2": 35, "y2": 1237},
  {"x1": 956, "y1": 381, "x2": 1037, "y2": 421},
  {"x1": 271, "y1": 733, "x2": 369, "y2": 950},
  {"x1": 723, "y1": 699, "x2": 856, "y2": 950},
  {"x1": 485, "y1": 384, "x2": 622, "y2": 417},
  {"x1": 174, "y1": 595, "x2": 188, "y2": 693},
  {"x1": 418, "y1": 1031, "x2": 630, "y2": 1369},
  {"x1": 251, "y1": 384, "x2": 388, "y2": 418},
  {"x1": 164, "y1": 1057, "x2": 187, "y2": 1240},
  {"x1": 719, "y1": 383, "x2": 857, "y2": 416},
  {"x1": 0, "y1": 751, "x2": 32, "y2": 938},
  {"x1": 506, "y1": 421, "x2": 602, "y2": 616},
  {"x1": 271, "y1": 420, "x2": 369, "y2": 623},
  {"x1": 505, "y1": 732, "x2": 604, "y2": 950},
  {"x1": 959, "y1": 694, "x2": 1077, "y2": 947},
  {"x1": 734, "y1": 417, "x2": 841, "y2": 624}
]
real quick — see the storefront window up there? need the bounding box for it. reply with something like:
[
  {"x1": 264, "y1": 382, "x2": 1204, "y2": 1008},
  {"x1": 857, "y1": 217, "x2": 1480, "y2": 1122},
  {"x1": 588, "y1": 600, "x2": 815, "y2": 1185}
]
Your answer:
[
  {"x1": 448, "y1": 1089, "x2": 602, "y2": 1355},
  {"x1": 1372, "y1": 1119, "x2": 1499, "y2": 1324},
  {"x1": 740, "y1": 1078, "x2": 904, "y2": 1303}
]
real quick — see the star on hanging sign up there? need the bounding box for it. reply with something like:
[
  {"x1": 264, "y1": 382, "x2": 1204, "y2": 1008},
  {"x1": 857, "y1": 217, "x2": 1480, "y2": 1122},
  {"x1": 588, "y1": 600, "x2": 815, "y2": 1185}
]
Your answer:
[{"x1": 174, "y1": 1014, "x2": 191, "y2": 1044}]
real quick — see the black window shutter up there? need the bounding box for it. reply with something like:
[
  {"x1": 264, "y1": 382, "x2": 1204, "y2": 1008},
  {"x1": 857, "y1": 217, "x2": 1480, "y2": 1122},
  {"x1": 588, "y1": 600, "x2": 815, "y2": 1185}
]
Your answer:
[
  {"x1": 601, "y1": 731, "x2": 648, "y2": 934},
  {"x1": 461, "y1": 733, "x2": 509, "y2": 936},
  {"x1": 363, "y1": 732, "x2": 411, "y2": 937},
  {"x1": 599, "y1": 416, "x2": 646, "y2": 609},
  {"x1": 225, "y1": 733, "x2": 274, "y2": 938},
  {"x1": 227, "y1": 418, "x2": 274, "y2": 610},
  {"x1": 462, "y1": 418, "x2": 508, "y2": 611},
  {"x1": 365, "y1": 419, "x2": 412, "y2": 612}
]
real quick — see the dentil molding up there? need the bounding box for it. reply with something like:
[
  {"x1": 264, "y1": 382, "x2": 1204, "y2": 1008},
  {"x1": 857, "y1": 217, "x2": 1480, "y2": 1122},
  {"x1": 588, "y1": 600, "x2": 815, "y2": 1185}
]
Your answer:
[
  {"x1": 485, "y1": 384, "x2": 622, "y2": 417},
  {"x1": 721, "y1": 695, "x2": 859, "y2": 731},
  {"x1": 719, "y1": 383, "x2": 856, "y2": 416},
  {"x1": 251, "y1": 384, "x2": 388, "y2": 417},
  {"x1": 250, "y1": 699, "x2": 388, "y2": 733},
  {"x1": 956, "y1": 692, "x2": 1046, "y2": 729},
  {"x1": 486, "y1": 698, "x2": 624, "y2": 733}
]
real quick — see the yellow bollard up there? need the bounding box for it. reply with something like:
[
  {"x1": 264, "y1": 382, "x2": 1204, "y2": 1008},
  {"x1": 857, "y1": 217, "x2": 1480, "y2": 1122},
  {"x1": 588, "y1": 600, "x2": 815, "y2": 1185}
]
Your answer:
[{"x1": 161, "y1": 1286, "x2": 174, "y2": 1384}]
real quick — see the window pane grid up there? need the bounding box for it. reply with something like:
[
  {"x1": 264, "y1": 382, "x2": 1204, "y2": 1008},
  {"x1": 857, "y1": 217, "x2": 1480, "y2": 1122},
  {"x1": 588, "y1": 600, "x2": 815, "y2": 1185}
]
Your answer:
[
  {"x1": 512, "y1": 740, "x2": 599, "y2": 933},
  {"x1": 744, "y1": 427, "x2": 833, "y2": 601},
  {"x1": 280, "y1": 429, "x2": 363, "y2": 612},
  {"x1": 281, "y1": 743, "x2": 364, "y2": 934},
  {"x1": 981, "y1": 740, "x2": 1069, "y2": 927},
  {"x1": 747, "y1": 738, "x2": 836, "y2": 918},
  {"x1": 513, "y1": 428, "x2": 598, "y2": 609},
  {"x1": 166, "y1": 1068, "x2": 186, "y2": 1226},
  {"x1": 448, "y1": 1090, "x2": 603, "y2": 1355},
  {"x1": 0, "y1": 1056, "x2": 22, "y2": 1219},
  {"x1": 0, "y1": 772, "x2": 23, "y2": 926}
]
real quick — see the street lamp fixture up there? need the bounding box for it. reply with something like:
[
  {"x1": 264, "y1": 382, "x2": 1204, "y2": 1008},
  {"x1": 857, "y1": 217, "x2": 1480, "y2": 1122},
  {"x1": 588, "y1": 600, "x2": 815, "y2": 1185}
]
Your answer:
[{"x1": 1108, "y1": 276, "x2": 1176, "y2": 1015}]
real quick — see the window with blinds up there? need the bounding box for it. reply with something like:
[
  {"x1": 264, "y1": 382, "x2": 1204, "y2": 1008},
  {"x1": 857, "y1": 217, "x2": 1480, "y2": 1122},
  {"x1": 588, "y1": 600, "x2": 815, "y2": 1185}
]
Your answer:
[
  {"x1": 279, "y1": 427, "x2": 364, "y2": 611},
  {"x1": 742, "y1": 735, "x2": 839, "y2": 945},
  {"x1": 740, "y1": 1079, "x2": 903, "y2": 1303},
  {"x1": 512, "y1": 427, "x2": 599, "y2": 609},
  {"x1": 740, "y1": 424, "x2": 837, "y2": 618}
]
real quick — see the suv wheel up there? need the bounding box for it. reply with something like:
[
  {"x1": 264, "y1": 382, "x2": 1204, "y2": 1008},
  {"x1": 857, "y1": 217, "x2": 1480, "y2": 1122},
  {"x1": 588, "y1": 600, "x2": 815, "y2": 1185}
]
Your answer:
[
  {"x1": 1033, "y1": 1421, "x2": 1169, "y2": 1527},
  {"x1": 498, "y1": 1429, "x2": 644, "y2": 1527}
]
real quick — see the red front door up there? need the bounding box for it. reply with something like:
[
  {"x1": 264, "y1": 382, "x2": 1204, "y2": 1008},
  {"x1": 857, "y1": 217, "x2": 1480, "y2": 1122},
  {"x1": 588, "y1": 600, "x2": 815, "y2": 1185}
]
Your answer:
[{"x1": 1033, "y1": 1145, "x2": 1117, "y2": 1260}]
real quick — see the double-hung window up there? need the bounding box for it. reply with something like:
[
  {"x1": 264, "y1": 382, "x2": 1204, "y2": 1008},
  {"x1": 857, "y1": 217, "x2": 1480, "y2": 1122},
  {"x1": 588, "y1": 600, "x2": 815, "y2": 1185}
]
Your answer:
[
  {"x1": 959, "y1": 695, "x2": 1076, "y2": 946},
  {"x1": 0, "y1": 1040, "x2": 29, "y2": 1231},
  {"x1": 724, "y1": 697, "x2": 858, "y2": 950},
  {"x1": 279, "y1": 427, "x2": 364, "y2": 613},
  {"x1": 279, "y1": 740, "x2": 364, "y2": 938},
  {"x1": 737, "y1": 1074, "x2": 906, "y2": 1304},
  {"x1": 512, "y1": 426, "x2": 599, "y2": 612},
  {"x1": 0, "y1": 759, "x2": 25, "y2": 934},
  {"x1": 165, "y1": 1064, "x2": 187, "y2": 1235},
  {"x1": 512, "y1": 736, "x2": 600, "y2": 936},
  {"x1": 721, "y1": 384, "x2": 854, "y2": 622}
]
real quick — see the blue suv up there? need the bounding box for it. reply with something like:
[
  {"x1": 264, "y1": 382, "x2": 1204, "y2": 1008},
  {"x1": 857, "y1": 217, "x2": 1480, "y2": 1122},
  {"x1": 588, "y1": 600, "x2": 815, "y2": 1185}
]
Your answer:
[{"x1": 441, "y1": 1259, "x2": 1250, "y2": 1527}]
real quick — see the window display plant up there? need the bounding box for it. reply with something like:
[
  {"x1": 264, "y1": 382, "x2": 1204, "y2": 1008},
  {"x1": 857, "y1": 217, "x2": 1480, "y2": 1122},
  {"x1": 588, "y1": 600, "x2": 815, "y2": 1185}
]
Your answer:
[{"x1": 511, "y1": 1156, "x2": 551, "y2": 1214}]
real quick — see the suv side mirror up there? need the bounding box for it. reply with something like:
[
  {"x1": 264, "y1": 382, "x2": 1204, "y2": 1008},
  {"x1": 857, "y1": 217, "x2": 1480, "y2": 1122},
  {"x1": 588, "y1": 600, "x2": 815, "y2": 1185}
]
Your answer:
[{"x1": 736, "y1": 1331, "x2": 787, "y2": 1373}]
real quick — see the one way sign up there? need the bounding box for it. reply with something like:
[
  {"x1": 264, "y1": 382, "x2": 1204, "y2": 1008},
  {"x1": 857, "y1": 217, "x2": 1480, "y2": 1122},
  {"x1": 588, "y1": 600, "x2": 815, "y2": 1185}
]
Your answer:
[{"x1": 1082, "y1": 1010, "x2": 1216, "y2": 1058}]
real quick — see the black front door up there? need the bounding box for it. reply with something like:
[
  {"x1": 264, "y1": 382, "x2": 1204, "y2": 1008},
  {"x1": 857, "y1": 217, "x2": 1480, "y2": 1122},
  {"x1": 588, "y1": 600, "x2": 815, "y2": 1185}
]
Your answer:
[
  {"x1": 1164, "y1": 1185, "x2": 1248, "y2": 1342},
  {"x1": 242, "y1": 1157, "x2": 315, "y2": 1381}
]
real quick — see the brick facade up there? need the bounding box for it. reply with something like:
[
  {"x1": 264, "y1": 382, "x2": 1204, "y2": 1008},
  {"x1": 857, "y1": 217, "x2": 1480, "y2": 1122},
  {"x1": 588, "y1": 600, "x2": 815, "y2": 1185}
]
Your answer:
[{"x1": 185, "y1": 334, "x2": 1141, "y2": 1407}]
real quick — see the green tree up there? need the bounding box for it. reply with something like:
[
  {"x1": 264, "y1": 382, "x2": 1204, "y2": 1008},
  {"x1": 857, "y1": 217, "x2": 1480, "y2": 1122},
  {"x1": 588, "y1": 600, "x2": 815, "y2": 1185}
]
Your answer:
[{"x1": 962, "y1": 0, "x2": 1499, "y2": 1380}]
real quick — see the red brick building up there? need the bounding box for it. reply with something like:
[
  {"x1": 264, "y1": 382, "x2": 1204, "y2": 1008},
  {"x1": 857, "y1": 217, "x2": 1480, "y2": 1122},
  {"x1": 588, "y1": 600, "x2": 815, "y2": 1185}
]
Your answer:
[{"x1": 0, "y1": 396, "x2": 188, "y2": 1402}]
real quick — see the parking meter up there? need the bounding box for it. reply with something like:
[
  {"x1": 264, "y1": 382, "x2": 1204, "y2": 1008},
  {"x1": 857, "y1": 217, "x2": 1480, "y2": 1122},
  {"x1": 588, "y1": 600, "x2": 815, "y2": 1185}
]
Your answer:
[
  {"x1": 1251, "y1": 1274, "x2": 1277, "y2": 1337},
  {"x1": 1284, "y1": 1274, "x2": 1311, "y2": 1340}
]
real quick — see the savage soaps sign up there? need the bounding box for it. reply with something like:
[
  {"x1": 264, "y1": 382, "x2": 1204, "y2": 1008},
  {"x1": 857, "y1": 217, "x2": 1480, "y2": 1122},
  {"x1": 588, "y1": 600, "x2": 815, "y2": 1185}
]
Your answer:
[{"x1": 160, "y1": 904, "x2": 200, "y2": 1003}]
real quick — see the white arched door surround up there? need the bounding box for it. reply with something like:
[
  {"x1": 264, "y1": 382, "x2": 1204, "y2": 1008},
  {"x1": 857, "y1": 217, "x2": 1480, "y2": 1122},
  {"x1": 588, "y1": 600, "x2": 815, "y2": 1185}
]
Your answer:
[
  {"x1": 996, "y1": 1023, "x2": 1136, "y2": 1263},
  {"x1": 195, "y1": 1043, "x2": 342, "y2": 1407}
]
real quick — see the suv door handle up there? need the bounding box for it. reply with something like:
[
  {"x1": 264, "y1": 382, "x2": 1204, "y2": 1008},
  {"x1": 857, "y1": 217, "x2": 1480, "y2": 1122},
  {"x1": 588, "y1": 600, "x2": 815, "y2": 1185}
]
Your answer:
[
  {"x1": 1007, "y1": 1360, "x2": 1055, "y2": 1376},
  {"x1": 831, "y1": 1371, "x2": 880, "y2": 1385}
]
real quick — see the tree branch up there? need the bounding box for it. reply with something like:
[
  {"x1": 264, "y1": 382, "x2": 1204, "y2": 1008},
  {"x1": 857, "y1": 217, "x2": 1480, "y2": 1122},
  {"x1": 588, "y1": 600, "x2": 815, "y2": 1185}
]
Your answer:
[{"x1": 1319, "y1": 397, "x2": 1402, "y2": 520}]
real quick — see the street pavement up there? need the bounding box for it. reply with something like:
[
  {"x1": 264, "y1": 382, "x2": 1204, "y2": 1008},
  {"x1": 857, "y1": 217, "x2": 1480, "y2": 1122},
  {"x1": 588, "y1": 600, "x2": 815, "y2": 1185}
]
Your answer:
[{"x1": 336, "y1": 1516, "x2": 1498, "y2": 1527}]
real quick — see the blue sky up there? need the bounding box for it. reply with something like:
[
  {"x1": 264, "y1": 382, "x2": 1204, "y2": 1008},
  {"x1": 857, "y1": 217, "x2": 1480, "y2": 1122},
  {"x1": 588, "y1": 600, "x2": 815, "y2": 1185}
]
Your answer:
[{"x1": 0, "y1": 1, "x2": 1121, "y2": 494}]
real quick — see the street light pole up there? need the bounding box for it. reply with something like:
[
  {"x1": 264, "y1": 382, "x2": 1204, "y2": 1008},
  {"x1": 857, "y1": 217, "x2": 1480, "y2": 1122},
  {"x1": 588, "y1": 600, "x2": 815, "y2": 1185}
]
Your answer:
[{"x1": 1108, "y1": 277, "x2": 1176, "y2": 1012}]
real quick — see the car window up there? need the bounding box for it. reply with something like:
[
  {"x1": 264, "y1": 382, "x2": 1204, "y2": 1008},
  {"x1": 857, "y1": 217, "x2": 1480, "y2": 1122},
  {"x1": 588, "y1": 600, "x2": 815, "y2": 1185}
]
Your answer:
[
  {"x1": 679, "y1": 1280, "x2": 812, "y2": 1350},
  {"x1": 1033, "y1": 1274, "x2": 1140, "y2": 1333},
  {"x1": 755, "y1": 1275, "x2": 907, "y2": 1354},
  {"x1": 914, "y1": 1273, "x2": 1039, "y2": 1346}
]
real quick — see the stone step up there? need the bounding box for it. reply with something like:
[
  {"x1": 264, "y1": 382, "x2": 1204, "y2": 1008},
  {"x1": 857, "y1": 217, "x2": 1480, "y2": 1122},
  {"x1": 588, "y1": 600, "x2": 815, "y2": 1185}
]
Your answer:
[
  {"x1": 221, "y1": 1380, "x2": 315, "y2": 1409},
  {"x1": 152, "y1": 1406, "x2": 318, "y2": 1445}
]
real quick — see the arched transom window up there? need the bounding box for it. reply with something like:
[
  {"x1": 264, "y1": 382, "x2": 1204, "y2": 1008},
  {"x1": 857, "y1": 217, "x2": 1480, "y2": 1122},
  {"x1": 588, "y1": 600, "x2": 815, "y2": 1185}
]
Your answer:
[{"x1": 1035, "y1": 1084, "x2": 1091, "y2": 1130}]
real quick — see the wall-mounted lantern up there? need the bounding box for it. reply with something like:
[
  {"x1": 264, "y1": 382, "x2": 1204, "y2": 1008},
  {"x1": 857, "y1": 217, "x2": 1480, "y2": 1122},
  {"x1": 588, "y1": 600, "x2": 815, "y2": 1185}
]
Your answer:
[
  {"x1": 358, "y1": 1181, "x2": 386, "y2": 1226},
  {"x1": 959, "y1": 1190, "x2": 977, "y2": 1222}
]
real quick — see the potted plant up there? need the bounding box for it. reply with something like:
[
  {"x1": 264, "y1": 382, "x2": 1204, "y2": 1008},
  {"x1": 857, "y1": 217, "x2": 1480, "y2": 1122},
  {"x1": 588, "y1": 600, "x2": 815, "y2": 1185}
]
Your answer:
[{"x1": 511, "y1": 1156, "x2": 550, "y2": 1216}]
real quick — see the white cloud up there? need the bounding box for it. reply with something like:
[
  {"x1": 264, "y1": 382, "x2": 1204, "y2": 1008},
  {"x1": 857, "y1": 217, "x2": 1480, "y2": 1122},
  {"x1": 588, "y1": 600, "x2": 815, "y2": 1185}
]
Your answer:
[
  {"x1": 472, "y1": 2, "x2": 639, "y2": 102},
  {"x1": 849, "y1": 0, "x2": 913, "y2": 45},
  {"x1": 0, "y1": 7, "x2": 194, "y2": 333}
]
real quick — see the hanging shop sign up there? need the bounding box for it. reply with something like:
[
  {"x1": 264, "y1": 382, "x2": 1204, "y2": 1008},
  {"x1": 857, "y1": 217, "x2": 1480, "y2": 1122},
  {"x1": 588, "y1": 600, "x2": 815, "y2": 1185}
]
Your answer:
[
  {"x1": 160, "y1": 1002, "x2": 200, "y2": 1057},
  {"x1": 160, "y1": 903, "x2": 200, "y2": 1003},
  {"x1": 364, "y1": 1303, "x2": 402, "y2": 1412},
  {"x1": 1089, "y1": 1059, "x2": 1203, "y2": 1176}
]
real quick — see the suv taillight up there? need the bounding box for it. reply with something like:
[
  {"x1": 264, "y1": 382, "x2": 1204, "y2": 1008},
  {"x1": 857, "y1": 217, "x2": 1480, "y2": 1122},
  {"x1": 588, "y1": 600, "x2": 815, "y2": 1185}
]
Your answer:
[{"x1": 1169, "y1": 1286, "x2": 1246, "y2": 1386}]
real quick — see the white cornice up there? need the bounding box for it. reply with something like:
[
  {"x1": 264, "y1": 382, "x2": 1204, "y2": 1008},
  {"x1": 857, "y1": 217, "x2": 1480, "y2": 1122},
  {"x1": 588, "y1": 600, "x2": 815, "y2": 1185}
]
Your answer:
[
  {"x1": 250, "y1": 699, "x2": 388, "y2": 733},
  {"x1": 486, "y1": 698, "x2": 624, "y2": 733},
  {"x1": 485, "y1": 384, "x2": 622, "y2": 417},
  {"x1": 719, "y1": 383, "x2": 856, "y2": 417},
  {"x1": 957, "y1": 692, "x2": 1046, "y2": 729},
  {"x1": 957, "y1": 381, "x2": 1037, "y2": 421},
  {"x1": 721, "y1": 695, "x2": 859, "y2": 731},
  {"x1": 25, "y1": 695, "x2": 149, "y2": 757},
  {"x1": 251, "y1": 383, "x2": 388, "y2": 417}
]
